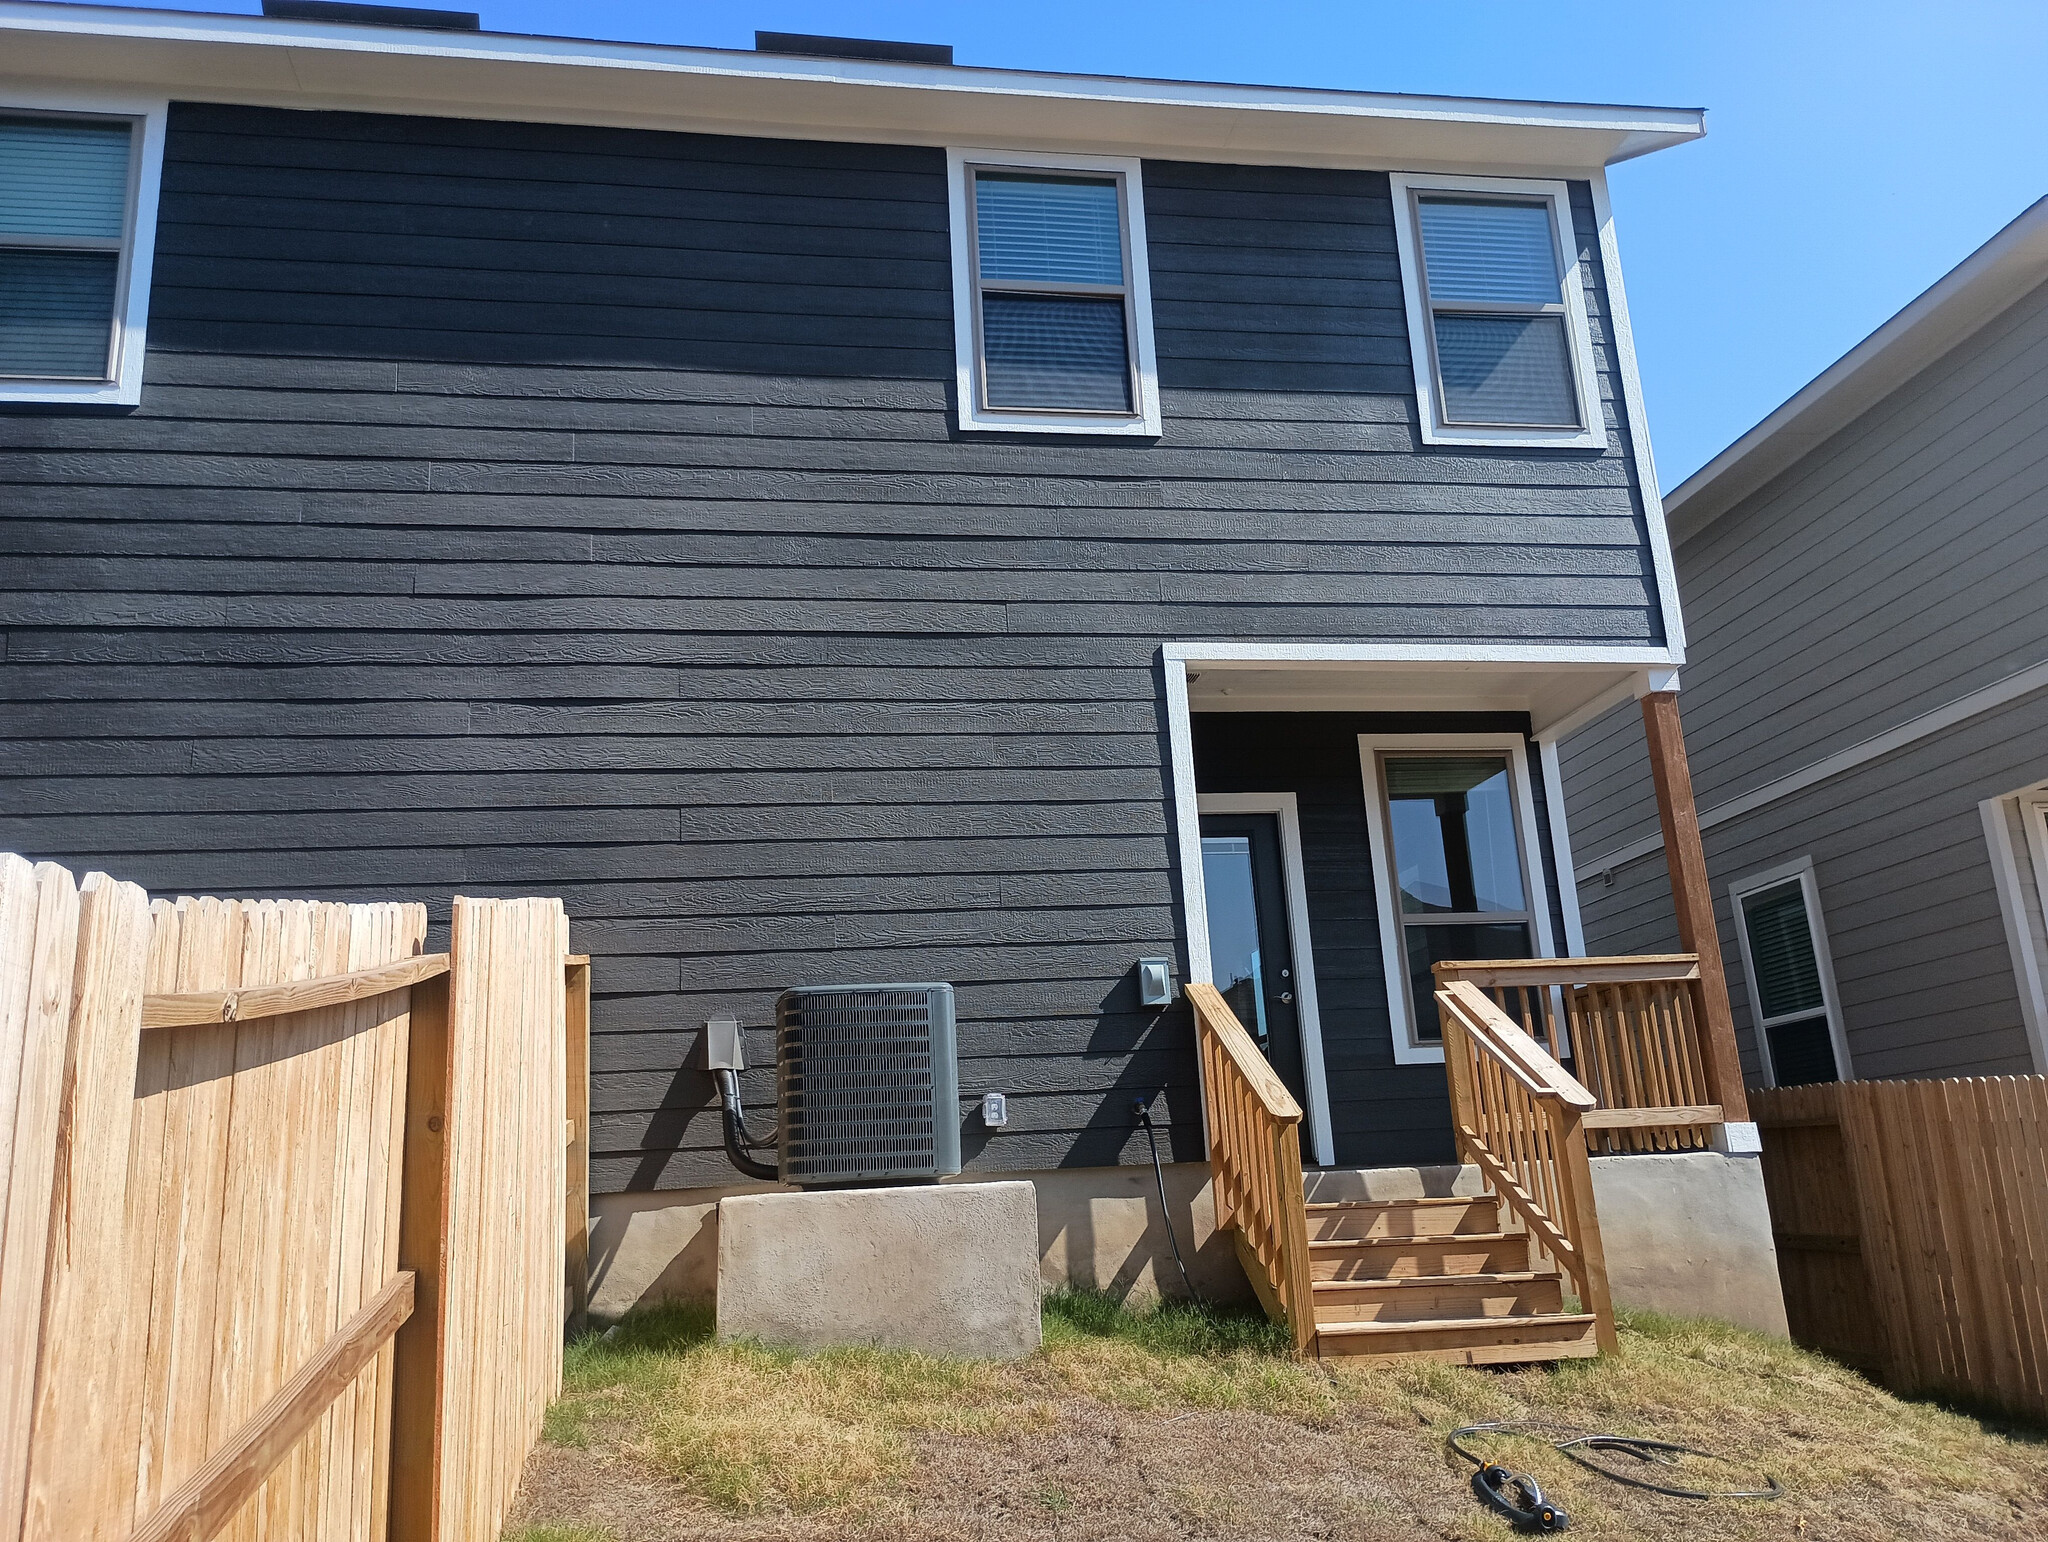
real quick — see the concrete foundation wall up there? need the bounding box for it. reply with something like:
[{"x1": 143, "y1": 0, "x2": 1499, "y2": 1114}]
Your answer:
[
  {"x1": 590, "y1": 1151, "x2": 1787, "y2": 1338},
  {"x1": 717, "y1": 1182, "x2": 1043, "y2": 1358}
]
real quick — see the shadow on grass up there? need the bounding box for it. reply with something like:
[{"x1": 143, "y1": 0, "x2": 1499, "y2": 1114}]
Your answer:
[{"x1": 1040, "y1": 1286, "x2": 1292, "y2": 1358}]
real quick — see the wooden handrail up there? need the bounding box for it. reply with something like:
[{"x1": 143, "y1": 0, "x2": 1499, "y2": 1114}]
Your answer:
[
  {"x1": 1437, "y1": 984, "x2": 1618, "y2": 1355},
  {"x1": 127, "y1": 1271, "x2": 416, "y2": 1542},
  {"x1": 1186, "y1": 983, "x2": 1317, "y2": 1355},
  {"x1": 1434, "y1": 954, "x2": 1728, "y2": 1153},
  {"x1": 142, "y1": 952, "x2": 450, "y2": 1030}
]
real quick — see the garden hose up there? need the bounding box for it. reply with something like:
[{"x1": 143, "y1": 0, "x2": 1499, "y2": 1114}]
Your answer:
[{"x1": 1449, "y1": 1419, "x2": 1781, "y2": 1529}]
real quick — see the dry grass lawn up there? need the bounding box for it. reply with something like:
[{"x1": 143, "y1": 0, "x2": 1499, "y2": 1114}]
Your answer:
[{"x1": 501, "y1": 1291, "x2": 2047, "y2": 1542}]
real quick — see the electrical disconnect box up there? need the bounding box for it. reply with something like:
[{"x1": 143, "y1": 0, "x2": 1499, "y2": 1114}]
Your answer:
[{"x1": 699, "y1": 1016, "x2": 745, "y2": 1072}]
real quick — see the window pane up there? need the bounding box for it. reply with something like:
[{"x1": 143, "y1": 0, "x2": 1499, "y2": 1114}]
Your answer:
[
  {"x1": 1434, "y1": 314, "x2": 1579, "y2": 426},
  {"x1": 1417, "y1": 198, "x2": 1561, "y2": 304},
  {"x1": 1741, "y1": 880, "x2": 1826, "y2": 1021},
  {"x1": 1766, "y1": 1013, "x2": 1838, "y2": 1086},
  {"x1": 1406, "y1": 922, "x2": 1532, "y2": 1042},
  {"x1": 981, "y1": 293, "x2": 1131, "y2": 411},
  {"x1": 1202, "y1": 836, "x2": 1269, "y2": 1043},
  {"x1": 975, "y1": 173, "x2": 1124, "y2": 285},
  {"x1": 0, "y1": 116, "x2": 132, "y2": 239},
  {"x1": 0, "y1": 249, "x2": 118, "y2": 377},
  {"x1": 1385, "y1": 755, "x2": 1525, "y2": 914}
]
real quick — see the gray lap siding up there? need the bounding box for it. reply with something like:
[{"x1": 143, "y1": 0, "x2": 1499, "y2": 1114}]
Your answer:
[{"x1": 0, "y1": 103, "x2": 1660, "y2": 1190}]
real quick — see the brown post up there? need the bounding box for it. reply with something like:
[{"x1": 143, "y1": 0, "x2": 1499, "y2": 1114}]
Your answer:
[
  {"x1": 388, "y1": 970, "x2": 452, "y2": 1542},
  {"x1": 1640, "y1": 691, "x2": 1750, "y2": 1122},
  {"x1": 563, "y1": 956, "x2": 592, "y2": 1336}
]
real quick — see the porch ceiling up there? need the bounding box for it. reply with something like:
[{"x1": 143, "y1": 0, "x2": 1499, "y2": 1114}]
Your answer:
[{"x1": 1183, "y1": 659, "x2": 1655, "y2": 738}]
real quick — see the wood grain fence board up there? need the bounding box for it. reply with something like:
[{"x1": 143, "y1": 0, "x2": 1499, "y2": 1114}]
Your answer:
[
  {"x1": 23, "y1": 870, "x2": 152, "y2": 1542},
  {"x1": 0, "y1": 859, "x2": 82, "y2": 1542}
]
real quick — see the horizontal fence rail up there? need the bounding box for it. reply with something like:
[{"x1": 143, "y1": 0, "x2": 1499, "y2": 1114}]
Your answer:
[
  {"x1": 1434, "y1": 956, "x2": 1734, "y2": 1152},
  {"x1": 1436, "y1": 980, "x2": 1617, "y2": 1353},
  {"x1": 1753, "y1": 1076, "x2": 2048, "y2": 1421},
  {"x1": 1187, "y1": 982, "x2": 1317, "y2": 1355},
  {"x1": 0, "y1": 852, "x2": 576, "y2": 1542}
]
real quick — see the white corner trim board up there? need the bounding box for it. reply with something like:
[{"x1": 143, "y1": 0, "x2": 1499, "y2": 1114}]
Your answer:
[
  {"x1": 1982, "y1": 793, "x2": 2048, "y2": 1075},
  {"x1": 1576, "y1": 655, "x2": 2048, "y2": 881},
  {"x1": 1196, "y1": 792, "x2": 1336, "y2": 1167}
]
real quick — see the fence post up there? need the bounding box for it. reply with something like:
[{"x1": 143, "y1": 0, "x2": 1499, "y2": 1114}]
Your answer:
[
  {"x1": 1552, "y1": 1101, "x2": 1618, "y2": 1353},
  {"x1": 563, "y1": 957, "x2": 591, "y2": 1336},
  {"x1": 388, "y1": 970, "x2": 451, "y2": 1542}
]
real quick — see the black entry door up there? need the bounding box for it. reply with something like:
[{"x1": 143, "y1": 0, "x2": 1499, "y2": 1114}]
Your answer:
[{"x1": 1200, "y1": 813, "x2": 1311, "y2": 1148}]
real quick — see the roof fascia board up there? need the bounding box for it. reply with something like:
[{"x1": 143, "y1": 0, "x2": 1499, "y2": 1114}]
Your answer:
[
  {"x1": 1667, "y1": 196, "x2": 2048, "y2": 543},
  {"x1": 0, "y1": 1, "x2": 1704, "y2": 171}
]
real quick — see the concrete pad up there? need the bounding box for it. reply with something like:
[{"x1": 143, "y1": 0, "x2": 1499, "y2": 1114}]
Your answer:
[
  {"x1": 1589, "y1": 1150, "x2": 1789, "y2": 1338},
  {"x1": 716, "y1": 1181, "x2": 1043, "y2": 1359}
]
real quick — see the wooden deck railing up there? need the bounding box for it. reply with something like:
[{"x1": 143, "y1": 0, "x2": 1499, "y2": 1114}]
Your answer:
[
  {"x1": 1433, "y1": 955, "x2": 1744, "y2": 1151},
  {"x1": 1186, "y1": 982, "x2": 1318, "y2": 1354},
  {"x1": 1436, "y1": 980, "x2": 1618, "y2": 1353}
]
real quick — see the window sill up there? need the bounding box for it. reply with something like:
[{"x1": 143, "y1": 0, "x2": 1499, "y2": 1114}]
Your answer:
[
  {"x1": 0, "y1": 379, "x2": 142, "y2": 409},
  {"x1": 955, "y1": 408, "x2": 1162, "y2": 436},
  {"x1": 1420, "y1": 421, "x2": 1606, "y2": 450}
]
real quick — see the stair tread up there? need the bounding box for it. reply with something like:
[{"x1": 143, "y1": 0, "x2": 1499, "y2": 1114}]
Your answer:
[
  {"x1": 1315, "y1": 1312, "x2": 1596, "y2": 1337},
  {"x1": 1305, "y1": 1195, "x2": 1491, "y2": 1212},
  {"x1": 1313, "y1": 1270, "x2": 1557, "y2": 1292},
  {"x1": 1309, "y1": 1230, "x2": 1521, "y2": 1251}
]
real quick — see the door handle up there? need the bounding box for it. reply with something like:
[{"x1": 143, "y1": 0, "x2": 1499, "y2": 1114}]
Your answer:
[{"x1": 1277, "y1": 992, "x2": 1293, "y2": 1004}]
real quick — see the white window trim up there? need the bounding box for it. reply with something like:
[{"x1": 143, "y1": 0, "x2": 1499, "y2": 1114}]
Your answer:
[
  {"x1": 1196, "y1": 792, "x2": 1335, "y2": 1167},
  {"x1": 0, "y1": 88, "x2": 168, "y2": 408},
  {"x1": 1357, "y1": 732, "x2": 1558, "y2": 1066},
  {"x1": 945, "y1": 146, "x2": 1161, "y2": 436},
  {"x1": 1387, "y1": 171, "x2": 1604, "y2": 450},
  {"x1": 1983, "y1": 785, "x2": 2048, "y2": 1074},
  {"x1": 1727, "y1": 856, "x2": 1853, "y2": 1087}
]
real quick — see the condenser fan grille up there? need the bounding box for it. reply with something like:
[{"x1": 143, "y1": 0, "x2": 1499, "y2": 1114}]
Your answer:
[{"x1": 776, "y1": 984, "x2": 959, "y2": 1182}]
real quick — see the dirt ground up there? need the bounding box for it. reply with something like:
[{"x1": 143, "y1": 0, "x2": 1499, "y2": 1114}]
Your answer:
[{"x1": 499, "y1": 1300, "x2": 2048, "y2": 1542}]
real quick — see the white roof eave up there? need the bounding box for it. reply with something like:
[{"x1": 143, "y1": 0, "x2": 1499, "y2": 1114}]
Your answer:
[{"x1": 0, "y1": 1, "x2": 1705, "y2": 172}]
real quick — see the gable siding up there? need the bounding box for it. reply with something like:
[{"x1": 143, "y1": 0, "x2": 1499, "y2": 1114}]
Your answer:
[
  {"x1": 2, "y1": 102, "x2": 1659, "y2": 1192},
  {"x1": 1564, "y1": 278, "x2": 2048, "y2": 1083}
]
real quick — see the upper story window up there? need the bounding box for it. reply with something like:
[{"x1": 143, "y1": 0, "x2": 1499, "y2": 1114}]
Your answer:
[
  {"x1": 1388, "y1": 173, "x2": 1604, "y2": 450},
  {"x1": 0, "y1": 98, "x2": 165, "y2": 408},
  {"x1": 946, "y1": 148, "x2": 1161, "y2": 436}
]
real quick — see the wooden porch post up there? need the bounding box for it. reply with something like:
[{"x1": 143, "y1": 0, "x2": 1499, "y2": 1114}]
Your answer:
[{"x1": 1640, "y1": 691, "x2": 1751, "y2": 1122}]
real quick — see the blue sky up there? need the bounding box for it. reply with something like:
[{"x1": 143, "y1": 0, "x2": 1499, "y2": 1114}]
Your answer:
[{"x1": 49, "y1": 0, "x2": 2048, "y2": 487}]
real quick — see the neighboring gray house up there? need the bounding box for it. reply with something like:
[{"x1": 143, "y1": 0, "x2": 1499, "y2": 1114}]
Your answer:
[{"x1": 1562, "y1": 196, "x2": 2048, "y2": 1088}]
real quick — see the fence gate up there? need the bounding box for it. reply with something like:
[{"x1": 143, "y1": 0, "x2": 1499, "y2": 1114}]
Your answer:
[
  {"x1": 0, "y1": 854, "x2": 588, "y2": 1542},
  {"x1": 1752, "y1": 1076, "x2": 2048, "y2": 1420}
]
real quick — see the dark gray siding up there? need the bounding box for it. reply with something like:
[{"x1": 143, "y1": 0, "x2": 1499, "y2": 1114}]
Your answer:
[
  {"x1": 1, "y1": 103, "x2": 1661, "y2": 1191},
  {"x1": 1564, "y1": 278, "x2": 2048, "y2": 1082},
  {"x1": 1192, "y1": 711, "x2": 1568, "y2": 1166}
]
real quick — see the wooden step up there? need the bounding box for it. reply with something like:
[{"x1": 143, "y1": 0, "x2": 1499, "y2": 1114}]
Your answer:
[
  {"x1": 1309, "y1": 1230, "x2": 1531, "y2": 1281},
  {"x1": 1311, "y1": 1270, "x2": 1564, "y2": 1324},
  {"x1": 1304, "y1": 1194, "x2": 1501, "y2": 1241},
  {"x1": 1314, "y1": 1312, "x2": 1600, "y2": 1366}
]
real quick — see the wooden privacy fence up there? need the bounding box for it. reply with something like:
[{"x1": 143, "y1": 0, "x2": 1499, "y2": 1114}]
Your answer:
[
  {"x1": 1753, "y1": 1077, "x2": 2048, "y2": 1421},
  {"x1": 0, "y1": 852, "x2": 588, "y2": 1542}
]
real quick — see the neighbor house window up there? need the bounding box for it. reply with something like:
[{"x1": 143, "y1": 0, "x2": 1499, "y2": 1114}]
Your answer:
[
  {"x1": 946, "y1": 148, "x2": 1160, "y2": 435},
  {"x1": 1388, "y1": 173, "x2": 1603, "y2": 449},
  {"x1": 1359, "y1": 733, "x2": 1557, "y2": 1063},
  {"x1": 1730, "y1": 859, "x2": 1850, "y2": 1087},
  {"x1": 0, "y1": 99, "x2": 164, "y2": 407}
]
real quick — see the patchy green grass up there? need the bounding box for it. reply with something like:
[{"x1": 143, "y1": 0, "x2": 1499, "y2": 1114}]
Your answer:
[{"x1": 504, "y1": 1292, "x2": 2048, "y2": 1542}]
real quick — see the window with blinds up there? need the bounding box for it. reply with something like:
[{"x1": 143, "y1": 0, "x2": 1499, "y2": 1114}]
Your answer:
[
  {"x1": 0, "y1": 112, "x2": 137, "y2": 382},
  {"x1": 1388, "y1": 175, "x2": 1600, "y2": 447},
  {"x1": 1736, "y1": 874, "x2": 1842, "y2": 1087},
  {"x1": 950, "y1": 153, "x2": 1157, "y2": 433}
]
